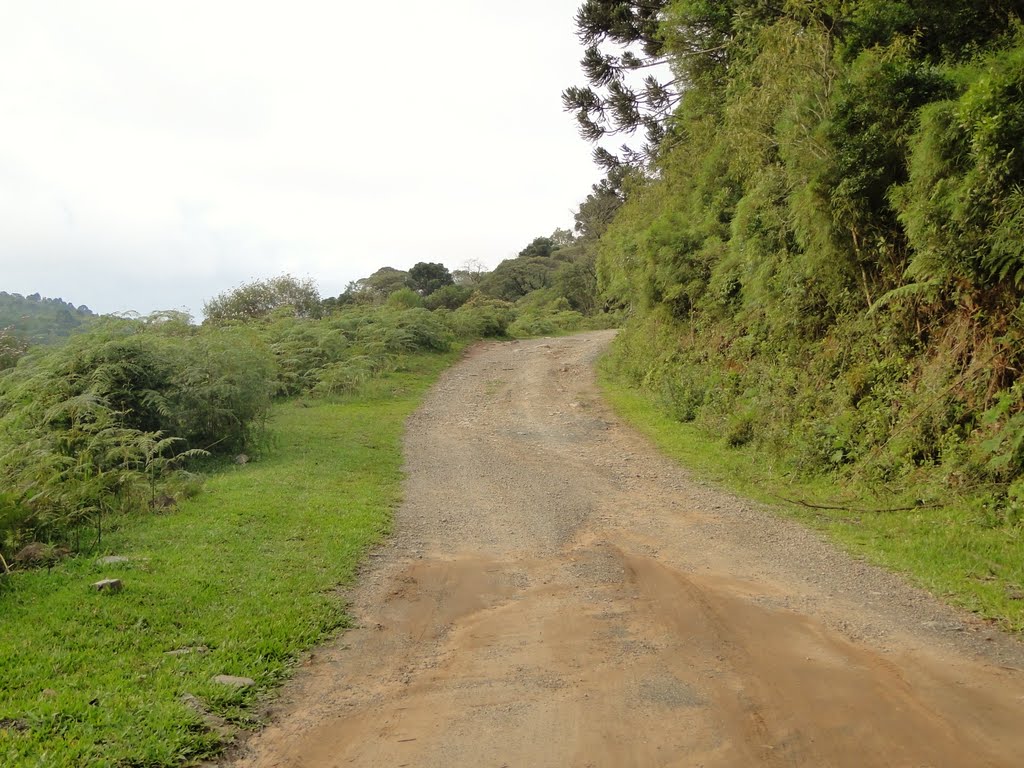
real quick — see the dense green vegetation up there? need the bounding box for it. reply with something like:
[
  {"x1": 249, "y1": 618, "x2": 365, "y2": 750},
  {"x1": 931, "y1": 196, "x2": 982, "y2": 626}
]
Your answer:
[
  {"x1": 0, "y1": 354, "x2": 457, "y2": 765},
  {"x1": 329, "y1": 236, "x2": 614, "y2": 334},
  {"x1": 570, "y1": 1, "x2": 1024, "y2": 518},
  {"x1": 0, "y1": 305, "x2": 436, "y2": 559},
  {"x1": 0, "y1": 314, "x2": 273, "y2": 560}
]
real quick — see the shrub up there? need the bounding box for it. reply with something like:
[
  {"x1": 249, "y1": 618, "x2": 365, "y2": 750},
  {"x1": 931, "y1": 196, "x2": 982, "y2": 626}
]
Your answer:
[
  {"x1": 204, "y1": 275, "x2": 322, "y2": 321},
  {"x1": 508, "y1": 310, "x2": 586, "y2": 338},
  {"x1": 0, "y1": 329, "x2": 28, "y2": 371},
  {"x1": 0, "y1": 318, "x2": 275, "y2": 549},
  {"x1": 448, "y1": 298, "x2": 515, "y2": 338},
  {"x1": 424, "y1": 284, "x2": 473, "y2": 310},
  {"x1": 385, "y1": 288, "x2": 424, "y2": 310}
]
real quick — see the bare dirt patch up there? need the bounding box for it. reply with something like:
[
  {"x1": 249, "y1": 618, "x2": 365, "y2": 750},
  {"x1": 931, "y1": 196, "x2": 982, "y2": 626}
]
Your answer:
[{"x1": 227, "y1": 331, "x2": 1024, "y2": 767}]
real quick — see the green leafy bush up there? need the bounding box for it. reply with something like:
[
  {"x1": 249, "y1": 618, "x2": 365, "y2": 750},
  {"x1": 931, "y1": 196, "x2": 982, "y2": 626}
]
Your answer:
[
  {"x1": 508, "y1": 309, "x2": 587, "y2": 338},
  {"x1": 448, "y1": 298, "x2": 515, "y2": 338},
  {"x1": 0, "y1": 329, "x2": 28, "y2": 371},
  {"x1": 385, "y1": 287, "x2": 425, "y2": 310},
  {"x1": 424, "y1": 284, "x2": 473, "y2": 310},
  {"x1": 0, "y1": 318, "x2": 275, "y2": 552}
]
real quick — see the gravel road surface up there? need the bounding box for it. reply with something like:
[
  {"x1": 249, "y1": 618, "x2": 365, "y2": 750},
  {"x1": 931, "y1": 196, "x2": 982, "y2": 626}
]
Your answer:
[{"x1": 227, "y1": 331, "x2": 1024, "y2": 768}]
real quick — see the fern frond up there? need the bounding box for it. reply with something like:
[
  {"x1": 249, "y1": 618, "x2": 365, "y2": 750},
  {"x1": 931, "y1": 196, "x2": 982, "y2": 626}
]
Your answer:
[{"x1": 867, "y1": 279, "x2": 941, "y2": 316}]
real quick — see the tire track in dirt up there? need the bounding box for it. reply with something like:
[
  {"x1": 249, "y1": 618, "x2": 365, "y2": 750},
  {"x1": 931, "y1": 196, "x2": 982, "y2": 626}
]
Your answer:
[{"x1": 226, "y1": 331, "x2": 1024, "y2": 768}]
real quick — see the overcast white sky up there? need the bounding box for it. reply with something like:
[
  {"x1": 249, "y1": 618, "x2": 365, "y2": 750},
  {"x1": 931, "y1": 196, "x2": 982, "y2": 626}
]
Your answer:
[{"x1": 0, "y1": 1, "x2": 601, "y2": 317}]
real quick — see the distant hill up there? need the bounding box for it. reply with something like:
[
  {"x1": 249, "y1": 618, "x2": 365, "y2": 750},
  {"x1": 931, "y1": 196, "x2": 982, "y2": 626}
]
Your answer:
[{"x1": 0, "y1": 291, "x2": 96, "y2": 345}]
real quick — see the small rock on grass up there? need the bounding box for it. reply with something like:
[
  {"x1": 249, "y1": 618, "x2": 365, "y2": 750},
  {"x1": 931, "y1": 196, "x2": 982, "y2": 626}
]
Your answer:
[
  {"x1": 181, "y1": 693, "x2": 234, "y2": 737},
  {"x1": 213, "y1": 674, "x2": 255, "y2": 688},
  {"x1": 14, "y1": 543, "x2": 70, "y2": 567},
  {"x1": 92, "y1": 578, "x2": 123, "y2": 593}
]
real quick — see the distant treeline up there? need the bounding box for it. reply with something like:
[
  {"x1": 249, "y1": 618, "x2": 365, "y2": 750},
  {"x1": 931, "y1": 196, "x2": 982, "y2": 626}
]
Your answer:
[{"x1": 0, "y1": 291, "x2": 94, "y2": 345}]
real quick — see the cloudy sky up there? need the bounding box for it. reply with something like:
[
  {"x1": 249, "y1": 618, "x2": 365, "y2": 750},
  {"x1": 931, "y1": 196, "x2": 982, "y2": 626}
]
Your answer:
[{"x1": 0, "y1": 1, "x2": 602, "y2": 317}]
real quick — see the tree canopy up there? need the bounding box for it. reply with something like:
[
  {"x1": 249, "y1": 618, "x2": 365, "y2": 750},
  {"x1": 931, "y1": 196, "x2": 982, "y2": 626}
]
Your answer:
[
  {"x1": 480, "y1": 257, "x2": 557, "y2": 302},
  {"x1": 348, "y1": 267, "x2": 411, "y2": 300},
  {"x1": 408, "y1": 262, "x2": 454, "y2": 295},
  {"x1": 203, "y1": 275, "x2": 321, "y2": 322}
]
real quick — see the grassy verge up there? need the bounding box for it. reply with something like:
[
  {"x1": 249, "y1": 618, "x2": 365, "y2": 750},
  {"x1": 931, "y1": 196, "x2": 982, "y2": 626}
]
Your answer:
[
  {"x1": 0, "y1": 349, "x2": 460, "y2": 767},
  {"x1": 599, "y1": 362, "x2": 1024, "y2": 633}
]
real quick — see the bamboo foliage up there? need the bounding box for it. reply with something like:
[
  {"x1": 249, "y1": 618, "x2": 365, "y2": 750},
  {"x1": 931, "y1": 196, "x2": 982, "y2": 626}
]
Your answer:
[{"x1": 593, "y1": 1, "x2": 1024, "y2": 501}]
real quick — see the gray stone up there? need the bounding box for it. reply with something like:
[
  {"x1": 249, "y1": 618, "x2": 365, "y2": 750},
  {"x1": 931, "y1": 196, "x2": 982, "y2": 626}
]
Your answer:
[
  {"x1": 181, "y1": 692, "x2": 206, "y2": 713},
  {"x1": 234, "y1": 453, "x2": 250, "y2": 465},
  {"x1": 92, "y1": 578, "x2": 123, "y2": 593},
  {"x1": 181, "y1": 693, "x2": 234, "y2": 736},
  {"x1": 213, "y1": 674, "x2": 255, "y2": 688}
]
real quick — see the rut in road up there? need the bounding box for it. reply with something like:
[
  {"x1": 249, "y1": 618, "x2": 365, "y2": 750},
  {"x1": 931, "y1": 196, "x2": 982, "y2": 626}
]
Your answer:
[{"x1": 228, "y1": 331, "x2": 1024, "y2": 768}]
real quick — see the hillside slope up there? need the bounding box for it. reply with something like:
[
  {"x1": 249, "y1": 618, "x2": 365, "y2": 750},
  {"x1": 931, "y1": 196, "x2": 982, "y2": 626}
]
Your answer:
[
  {"x1": 0, "y1": 291, "x2": 95, "y2": 344},
  {"x1": 595, "y1": 1, "x2": 1024, "y2": 513}
]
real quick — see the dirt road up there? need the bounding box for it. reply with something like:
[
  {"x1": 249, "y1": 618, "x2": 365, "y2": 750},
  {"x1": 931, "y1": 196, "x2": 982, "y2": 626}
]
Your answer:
[{"x1": 229, "y1": 331, "x2": 1024, "y2": 767}]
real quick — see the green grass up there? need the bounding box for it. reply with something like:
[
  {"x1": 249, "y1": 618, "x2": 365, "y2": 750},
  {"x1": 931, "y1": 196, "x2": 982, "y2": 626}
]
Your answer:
[
  {"x1": 0, "y1": 350, "x2": 459, "y2": 767},
  {"x1": 599, "y1": 363, "x2": 1024, "y2": 633}
]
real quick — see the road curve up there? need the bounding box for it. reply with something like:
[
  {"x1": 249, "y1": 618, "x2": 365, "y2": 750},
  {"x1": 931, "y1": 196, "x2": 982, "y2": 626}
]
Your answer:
[{"x1": 227, "y1": 331, "x2": 1024, "y2": 768}]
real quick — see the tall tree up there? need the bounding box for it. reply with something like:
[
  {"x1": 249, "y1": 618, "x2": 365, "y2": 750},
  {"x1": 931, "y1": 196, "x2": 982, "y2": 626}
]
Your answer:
[
  {"x1": 480, "y1": 258, "x2": 557, "y2": 302},
  {"x1": 518, "y1": 237, "x2": 558, "y2": 259},
  {"x1": 453, "y1": 258, "x2": 488, "y2": 286},
  {"x1": 408, "y1": 262, "x2": 454, "y2": 296},
  {"x1": 351, "y1": 267, "x2": 412, "y2": 299},
  {"x1": 574, "y1": 166, "x2": 628, "y2": 240},
  {"x1": 562, "y1": 0, "x2": 677, "y2": 167},
  {"x1": 550, "y1": 228, "x2": 577, "y2": 248}
]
